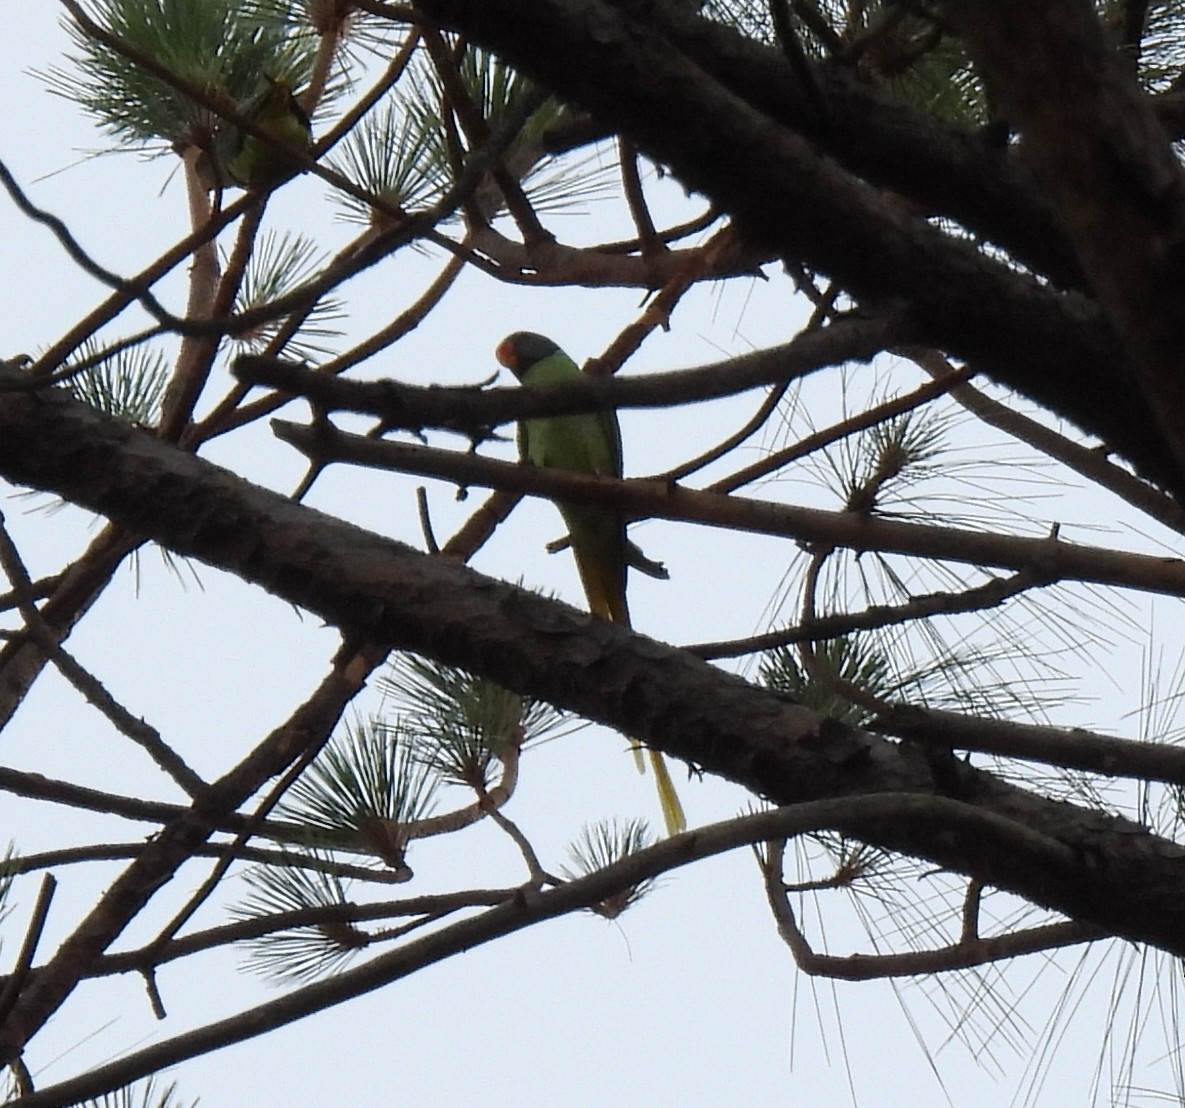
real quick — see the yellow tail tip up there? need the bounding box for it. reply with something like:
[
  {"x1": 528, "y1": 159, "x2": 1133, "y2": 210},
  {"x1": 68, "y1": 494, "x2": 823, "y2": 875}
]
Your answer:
[
  {"x1": 628, "y1": 738, "x2": 645, "y2": 774},
  {"x1": 627, "y1": 739, "x2": 686, "y2": 834},
  {"x1": 649, "y1": 749, "x2": 686, "y2": 835}
]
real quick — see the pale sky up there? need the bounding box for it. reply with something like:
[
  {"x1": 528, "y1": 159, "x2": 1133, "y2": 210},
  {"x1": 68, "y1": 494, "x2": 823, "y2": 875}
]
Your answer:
[{"x1": 1, "y1": 7, "x2": 1179, "y2": 1108}]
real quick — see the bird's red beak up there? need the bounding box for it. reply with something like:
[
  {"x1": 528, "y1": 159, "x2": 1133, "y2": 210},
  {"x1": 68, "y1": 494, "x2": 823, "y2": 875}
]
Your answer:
[{"x1": 495, "y1": 336, "x2": 517, "y2": 370}]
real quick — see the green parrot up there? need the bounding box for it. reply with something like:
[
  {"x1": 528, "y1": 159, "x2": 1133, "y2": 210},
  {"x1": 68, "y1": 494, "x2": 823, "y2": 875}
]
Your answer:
[
  {"x1": 496, "y1": 331, "x2": 686, "y2": 835},
  {"x1": 214, "y1": 76, "x2": 312, "y2": 189}
]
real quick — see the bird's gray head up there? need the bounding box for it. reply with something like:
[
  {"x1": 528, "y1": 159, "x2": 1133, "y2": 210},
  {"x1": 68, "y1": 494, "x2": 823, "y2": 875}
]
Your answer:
[{"x1": 495, "y1": 331, "x2": 561, "y2": 380}]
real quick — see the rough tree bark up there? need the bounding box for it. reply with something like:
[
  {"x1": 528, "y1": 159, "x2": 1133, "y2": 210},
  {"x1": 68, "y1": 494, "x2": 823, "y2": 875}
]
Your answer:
[
  {"x1": 0, "y1": 374, "x2": 1182, "y2": 980},
  {"x1": 413, "y1": 0, "x2": 1185, "y2": 495},
  {"x1": 6, "y1": 2, "x2": 1185, "y2": 1096}
]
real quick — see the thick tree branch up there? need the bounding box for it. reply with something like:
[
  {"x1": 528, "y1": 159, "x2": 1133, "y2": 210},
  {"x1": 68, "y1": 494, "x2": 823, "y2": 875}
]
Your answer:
[
  {"x1": 1, "y1": 377, "x2": 1185, "y2": 968},
  {"x1": 608, "y1": 0, "x2": 1083, "y2": 285},
  {"x1": 271, "y1": 419, "x2": 1185, "y2": 600},
  {"x1": 943, "y1": 0, "x2": 1185, "y2": 473},
  {"x1": 232, "y1": 313, "x2": 893, "y2": 433},
  {"x1": 411, "y1": 0, "x2": 1184, "y2": 495},
  {"x1": 875, "y1": 704, "x2": 1185, "y2": 787},
  {"x1": 2, "y1": 795, "x2": 1096, "y2": 1107}
]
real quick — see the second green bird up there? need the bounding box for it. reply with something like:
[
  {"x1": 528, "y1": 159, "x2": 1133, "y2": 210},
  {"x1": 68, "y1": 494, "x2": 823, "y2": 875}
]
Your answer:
[
  {"x1": 497, "y1": 331, "x2": 686, "y2": 834},
  {"x1": 213, "y1": 76, "x2": 312, "y2": 190}
]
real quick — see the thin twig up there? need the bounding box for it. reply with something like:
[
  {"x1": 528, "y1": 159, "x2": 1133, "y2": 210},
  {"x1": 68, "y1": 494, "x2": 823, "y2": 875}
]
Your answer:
[
  {"x1": 960, "y1": 878, "x2": 983, "y2": 943},
  {"x1": 758, "y1": 837, "x2": 1100, "y2": 980},
  {"x1": 590, "y1": 225, "x2": 743, "y2": 380},
  {"x1": 0, "y1": 656, "x2": 374, "y2": 1065},
  {"x1": 142, "y1": 692, "x2": 353, "y2": 958},
  {"x1": 710, "y1": 363, "x2": 970, "y2": 494},
  {"x1": 903, "y1": 345, "x2": 1185, "y2": 535},
  {"x1": 769, "y1": 0, "x2": 829, "y2": 116},
  {"x1": 190, "y1": 248, "x2": 468, "y2": 446},
  {"x1": 416, "y1": 488, "x2": 440, "y2": 553},
  {"x1": 439, "y1": 489, "x2": 521, "y2": 564},
  {"x1": 3, "y1": 841, "x2": 417, "y2": 884},
  {"x1": 421, "y1": 26, "x2": 552, "y2": 245},
  {"x1": 618, "y1": 138, "x2": 664, "y2": 260},
  {"x1": 0, "y1": 513, "x2": 206, "y2": 795},
  {"x1": 0, "y1": 160, "x2": 179, "y2": 333},
  {"x1": 11, "y1": 794, "x2": 1087, "y2": 1106},
  {"x1": 664, "y1": 280, "x2": 842, "y2": 483},
  {"x1": 160, "y1": 200, "x2": 266, "y2": 439},
  {"x1": 0, "y1": 875, "x2": 57, "y2": 1030},
  {"x1": 687, "y1": 567, "x2": 1051, "y2": 660},
  {"x1": 481, "y1": 801, "x2": 554, "y2": 888}
]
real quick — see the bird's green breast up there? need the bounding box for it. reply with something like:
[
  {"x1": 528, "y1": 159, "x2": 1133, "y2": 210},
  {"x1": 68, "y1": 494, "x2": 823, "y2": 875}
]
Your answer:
[{"x1": 519, "y1": 354, "x2": 621, "y2": 478}]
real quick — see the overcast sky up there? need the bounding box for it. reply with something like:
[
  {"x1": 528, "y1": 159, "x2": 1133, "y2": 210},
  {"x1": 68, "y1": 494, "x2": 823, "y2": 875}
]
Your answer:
[{"x1": 2, "y1": 7, "x2": 1182, "y2": 1108}]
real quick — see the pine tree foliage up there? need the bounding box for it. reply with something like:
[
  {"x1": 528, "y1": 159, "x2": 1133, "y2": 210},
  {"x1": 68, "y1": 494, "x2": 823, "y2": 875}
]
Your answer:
[
  {"x1": 60, "y1": 343, "x2": 168, "y2": 426},
  {"x1": 561, "y1": 818, "x2": 659, "y2": 918},
  {"x1": 273, "y1": 719, "x2": 437, "y2": 867},
  {"x1": 233, "y1": 852, "x2": 366, "y2": 983},
  {"x1": 7, "y1": 0, "x2": 1185, "y2": 1104},
  {"x1": 44, "y1": 0, "x2": 318, "y2": 151}
]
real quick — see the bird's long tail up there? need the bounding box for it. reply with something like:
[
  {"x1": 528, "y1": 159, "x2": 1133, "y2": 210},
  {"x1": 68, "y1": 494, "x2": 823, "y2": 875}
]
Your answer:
[
  {"x1": 579, "y1": 538, "x2": 685, "y2": 834},
  {"x1": 629, "y1": 740, "x2": 685, "y2": 833},
  {"x1": 648, "y1": 748, "x2": 686, "y2": 835}
]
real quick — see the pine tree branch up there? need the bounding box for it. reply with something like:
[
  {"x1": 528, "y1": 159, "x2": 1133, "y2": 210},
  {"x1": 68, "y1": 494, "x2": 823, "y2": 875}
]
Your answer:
[
  {"x1": 941, "y1": 0, "x2": 1185, "y2": 477},
  {"x1": 1, "y1": 374, "x2": 1184, "y2": 966},
  {"x1": 231, "y1": 314, "x2": 897, "y2": 433},
  {"x1": 410, "y1": 0, "x2": 1184, "y2": 495},
  {"x1": 268, "y1": 417, "x2": 1185, "y2": 599},
  {"x1": 4, "y1": 795, "x2": 1089, "y2": 1107}
]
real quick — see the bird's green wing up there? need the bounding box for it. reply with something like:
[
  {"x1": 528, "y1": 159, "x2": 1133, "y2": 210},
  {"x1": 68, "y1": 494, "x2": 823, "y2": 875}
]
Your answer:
[{"x1": 596, "y1": 405, "x2": 623, "y2": 480}]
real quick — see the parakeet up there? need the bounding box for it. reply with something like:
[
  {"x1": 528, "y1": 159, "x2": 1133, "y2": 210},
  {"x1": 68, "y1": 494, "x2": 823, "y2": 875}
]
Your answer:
[
  {"x1": 496, "y1": 331, "x2": 686, "y2": 835},
  {"x1": 214, "y1": 76, "x2": 312, "y2": 189}
]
